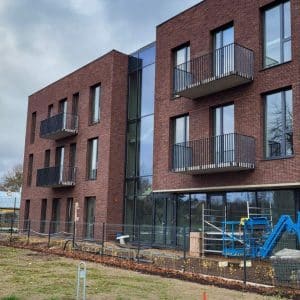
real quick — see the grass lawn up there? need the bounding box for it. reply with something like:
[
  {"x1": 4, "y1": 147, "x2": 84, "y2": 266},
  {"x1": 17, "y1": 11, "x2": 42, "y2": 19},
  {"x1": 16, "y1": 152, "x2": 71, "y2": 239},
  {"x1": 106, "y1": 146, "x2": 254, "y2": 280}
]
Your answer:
[{"x1": 0, "y1": 246, "x2": 283, "y2": 300}]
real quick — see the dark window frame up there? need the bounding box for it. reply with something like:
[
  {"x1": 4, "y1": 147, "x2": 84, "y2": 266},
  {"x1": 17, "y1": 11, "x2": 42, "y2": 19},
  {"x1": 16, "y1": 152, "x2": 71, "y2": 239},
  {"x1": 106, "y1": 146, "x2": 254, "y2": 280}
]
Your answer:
[
  {"x1": 262, "y1": 0, "x2": 291, "y2": 68},
  {"x1": 89, "y1": 84, "x2": 101, "y2": 125},
  {"x1": 86, "y1": 137, "x2": 98, "y2": 180},
  {"x1": 30, "y1": 112, "x2": 36, "y2": 144},
  {"x1": 44, "y1": 149, "x2": 51, "y2": 168},
  {"x1": 27, "y1": 154, "x2": 33, "y2": 186},
  {"x1": 264, "y1": 88, "x2": 293, "y2": 159}
]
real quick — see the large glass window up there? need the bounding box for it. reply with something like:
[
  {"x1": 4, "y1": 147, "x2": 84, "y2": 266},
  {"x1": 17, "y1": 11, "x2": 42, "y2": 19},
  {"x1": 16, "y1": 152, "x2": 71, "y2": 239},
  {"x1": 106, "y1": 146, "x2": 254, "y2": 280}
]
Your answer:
[
  {"x1": 213, "y1": 104, "x2": 235, "y2": 163},
  {"x1": 191, "y1": 194, "x2": 206, "y2": 232},
  {"x1": 214, "y1": 25, "x2": 234, "y2": 76},
  {"x1": 173, "y1": 115, "x2": 189, "y2": 144},
  {"x1": 125, "y1": 43, "x2": 155, "y2": 229},
  {"x1": 265, "y1": 89, "x2": 293, "y2": 158},
  {"x1": 138, "y1": 115, "x2": 154, "y2": 176},
  {"x1": 65, "y1": 198, "x2": 73, "y2": 233},
  {"x1": 51, "y1": 198, "x2": 60, "y2": 233},
  {"x1": 85, "y1": 197, "x2": 95, "y2": 239},
  {"x1": 40, "y1": 199, "x2": 47, "y2": 233},
  {"x1": 30, "y1": 112, "x2": 36, "y2": 144},
  {"x1": 87, "y1": 138, "x2": 98, "y2": 180},
  {"x1": 27, "y1": 154, "x2": 33, "y2": 186},
  {"x1": 173, "y1": 44, "x2": 190, "y2": 93},
  {"x1": 263, "y1": 1, "x2": 291, "y2": 68},
  {"x1": 90, "y1": 85, "x2": 101, "y2": 124}
]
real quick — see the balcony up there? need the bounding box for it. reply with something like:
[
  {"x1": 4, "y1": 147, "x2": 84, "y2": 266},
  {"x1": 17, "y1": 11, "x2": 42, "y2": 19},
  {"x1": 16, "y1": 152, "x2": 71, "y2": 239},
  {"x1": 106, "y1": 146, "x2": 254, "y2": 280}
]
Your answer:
[
  {"x1": 36, "y1": 166, "x2": 76, "y2": 188},
  {"x1": 173, "y1": 43, "x2": 254, "y2": 99},
  {"x1": 172, "y1": 133, "x2": 255, "y2": 174},
  {"x1": 40, "y1": 113, "x2": 78, "y2": 140}
]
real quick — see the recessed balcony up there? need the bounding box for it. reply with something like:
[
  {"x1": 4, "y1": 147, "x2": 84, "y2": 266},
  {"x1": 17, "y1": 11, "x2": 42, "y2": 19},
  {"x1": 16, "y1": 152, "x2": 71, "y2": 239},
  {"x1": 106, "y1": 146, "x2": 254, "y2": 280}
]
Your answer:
[
  {"x1": 173, "y1": 43, "x2": 254, "y2": 99},
  {"x1": 172, "y1": 133, "x2": 255, "y2": 174},
  {"x1": 40, "y1": 113, "x2": 78, "y2": 140},
  {"x1": 36, "y1": 166, "x2": 76, "y2": 188}
]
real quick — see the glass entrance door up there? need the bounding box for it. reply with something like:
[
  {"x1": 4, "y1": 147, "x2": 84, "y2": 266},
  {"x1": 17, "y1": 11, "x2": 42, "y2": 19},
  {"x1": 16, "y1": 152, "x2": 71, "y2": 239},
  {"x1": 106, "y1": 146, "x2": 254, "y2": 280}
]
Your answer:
[
  {"x1": 55, "y1": 146, "x2": 65, "y2": 183},
  {"x1": 154, "y1": 196, "x2": 176, "y2": 246},
  {"x1": 213, "y1": 104, "x2": 234, "y2": 164},
  {"x1": 214, "y1": 26, "x2": 234, "y2": 77}
]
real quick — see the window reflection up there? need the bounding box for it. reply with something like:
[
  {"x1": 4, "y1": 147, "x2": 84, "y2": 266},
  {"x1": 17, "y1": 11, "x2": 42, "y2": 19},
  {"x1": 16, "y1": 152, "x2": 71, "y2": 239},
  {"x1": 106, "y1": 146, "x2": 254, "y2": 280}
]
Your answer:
[
  {"x1": 264, "y1": 1, "x2": 291, "y2": 67},
  {"x1": 265, "y1": 89, "x2": 293, "y2": 158}
]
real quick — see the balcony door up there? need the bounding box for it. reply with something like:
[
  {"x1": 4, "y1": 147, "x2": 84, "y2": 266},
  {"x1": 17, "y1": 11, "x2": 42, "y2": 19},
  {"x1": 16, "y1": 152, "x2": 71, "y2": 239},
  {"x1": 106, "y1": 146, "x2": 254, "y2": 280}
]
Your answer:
[
  {"x1": 55, "y1": 146, "x2": 65, "y2": 183},
  {"x1": 59, "y1": 99, "x2": 67, "y2": 129},
  {"x1": 213, "y1": 104, "x2": 234, "y2": 164},
  {"x1": 214, "y1": 25, "x2": 234, "y2": 77}
]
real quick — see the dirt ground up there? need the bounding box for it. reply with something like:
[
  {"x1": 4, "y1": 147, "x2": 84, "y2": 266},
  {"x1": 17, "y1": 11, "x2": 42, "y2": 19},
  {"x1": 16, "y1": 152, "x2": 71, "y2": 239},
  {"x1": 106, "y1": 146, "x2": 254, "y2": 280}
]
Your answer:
[{"x1": 0, "y1": 246, "x2": 287, "y2": 300}]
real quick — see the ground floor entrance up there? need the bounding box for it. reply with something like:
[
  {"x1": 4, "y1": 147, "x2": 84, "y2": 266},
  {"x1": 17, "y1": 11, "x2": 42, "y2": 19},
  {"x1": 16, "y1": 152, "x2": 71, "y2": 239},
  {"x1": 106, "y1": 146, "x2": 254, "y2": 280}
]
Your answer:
[{"x1": 125, "y1": 189, "x2": 300, "y2": 250}]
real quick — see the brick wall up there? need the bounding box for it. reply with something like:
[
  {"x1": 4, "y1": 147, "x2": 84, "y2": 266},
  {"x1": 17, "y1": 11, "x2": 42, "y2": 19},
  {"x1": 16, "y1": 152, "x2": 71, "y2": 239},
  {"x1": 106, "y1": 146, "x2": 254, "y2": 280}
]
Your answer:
[
  {"x1": 20, "y1": 50, "x2": 128, "y2": 232},
  {"x1": 153, "y1": 0, "x2": 300, "y2": 192}
]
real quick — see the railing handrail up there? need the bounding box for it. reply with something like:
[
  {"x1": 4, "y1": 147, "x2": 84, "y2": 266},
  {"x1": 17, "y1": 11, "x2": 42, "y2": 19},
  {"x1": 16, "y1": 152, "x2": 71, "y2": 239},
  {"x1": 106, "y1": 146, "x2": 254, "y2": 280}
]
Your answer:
[
  {"x1": 41, "y1": 112, "x2": 78, "y2": 122},
  {"x1": 174, "y1": 43, "x2": 254, "y2": 71},
  {"x1": 37, "y1": 165, "x2": 77, "y2": 172},
  {"x1": 173, "y1": 132, "x2": 255, "y2": 147}
]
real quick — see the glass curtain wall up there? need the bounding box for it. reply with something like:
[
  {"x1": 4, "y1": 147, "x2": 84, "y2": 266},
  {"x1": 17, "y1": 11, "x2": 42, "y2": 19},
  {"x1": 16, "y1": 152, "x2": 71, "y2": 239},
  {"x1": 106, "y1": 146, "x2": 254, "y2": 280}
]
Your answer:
[{"x1": 124, "y1": 43, "x2": 156, "y2": 235}]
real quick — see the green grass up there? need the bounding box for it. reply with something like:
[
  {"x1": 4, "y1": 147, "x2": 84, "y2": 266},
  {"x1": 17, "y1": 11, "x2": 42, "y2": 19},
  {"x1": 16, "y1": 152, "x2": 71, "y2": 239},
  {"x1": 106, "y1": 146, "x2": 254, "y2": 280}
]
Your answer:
[{"x1": 0, "y1": 246, "x2": 283, "y2": 300}]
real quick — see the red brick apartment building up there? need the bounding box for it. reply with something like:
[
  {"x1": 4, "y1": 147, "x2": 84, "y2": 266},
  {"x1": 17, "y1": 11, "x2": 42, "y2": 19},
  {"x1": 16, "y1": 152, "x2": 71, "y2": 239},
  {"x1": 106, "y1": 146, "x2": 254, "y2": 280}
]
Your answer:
[{"x1": 21, "y1": 0, "x2": 300, "y2": 248}]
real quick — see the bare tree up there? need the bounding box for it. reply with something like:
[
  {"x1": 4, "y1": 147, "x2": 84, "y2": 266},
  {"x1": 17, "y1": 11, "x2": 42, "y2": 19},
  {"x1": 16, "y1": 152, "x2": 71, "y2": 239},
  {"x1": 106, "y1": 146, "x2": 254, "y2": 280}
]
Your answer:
[{"x1": 0, "y1": 164, "x2": 23, "y2": 192}]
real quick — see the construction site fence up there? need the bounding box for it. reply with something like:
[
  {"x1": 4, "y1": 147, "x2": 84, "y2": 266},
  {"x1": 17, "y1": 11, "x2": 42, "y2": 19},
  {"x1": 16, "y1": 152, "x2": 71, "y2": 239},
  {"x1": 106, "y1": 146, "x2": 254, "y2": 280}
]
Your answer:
[{"x1": 0, "y1": 217, "x2": 299, "y2": 291}]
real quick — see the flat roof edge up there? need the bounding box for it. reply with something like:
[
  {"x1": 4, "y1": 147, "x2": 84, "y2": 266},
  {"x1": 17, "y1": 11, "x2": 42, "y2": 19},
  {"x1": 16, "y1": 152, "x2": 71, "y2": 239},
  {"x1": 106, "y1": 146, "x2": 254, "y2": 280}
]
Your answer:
[
  {"x1": 157, "y1": 0, "x2": 206, "y2": 28},
  {"x1": 29, "y1": 49, "x2": 127, "y2": 97}
]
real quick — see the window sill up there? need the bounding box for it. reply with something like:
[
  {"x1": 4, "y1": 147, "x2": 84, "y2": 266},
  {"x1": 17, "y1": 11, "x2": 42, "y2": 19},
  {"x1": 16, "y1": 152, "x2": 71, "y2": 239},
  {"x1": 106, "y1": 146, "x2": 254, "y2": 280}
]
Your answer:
[
  {"x1": 261, "y1": 155, "x2": 294, "y2": 162},
  {"x1": 260, "y1": 60, "x2": 292, "y2": 72}
]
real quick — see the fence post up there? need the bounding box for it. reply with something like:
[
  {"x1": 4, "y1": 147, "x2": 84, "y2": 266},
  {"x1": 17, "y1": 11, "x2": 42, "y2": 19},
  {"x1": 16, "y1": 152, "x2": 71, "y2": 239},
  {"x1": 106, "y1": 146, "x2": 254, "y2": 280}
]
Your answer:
[
  {"x1": 183, "y1": 227, "x2": 187, "y2": 260},
  {"x1": 9, "y1": 214, "x2": 14, "y2": 243},
  {"x1": 72, "y1": 221, "x2": 76, "y2": 249},
  {"x1": 27, "y1": 220, "x2": 31, "y2": 244},
  {"x1": 48, "y1": 221, "x2": 51, "y2": 247},
  {"x1": 137, "y1": 224, "x2": 140, "y2": 263},
  {"x1": 243, "y1": 223, "x2": 247, "y2": 285},
  {"x1": 101, "y1": 222, "x2": 105, "y2": 256}
]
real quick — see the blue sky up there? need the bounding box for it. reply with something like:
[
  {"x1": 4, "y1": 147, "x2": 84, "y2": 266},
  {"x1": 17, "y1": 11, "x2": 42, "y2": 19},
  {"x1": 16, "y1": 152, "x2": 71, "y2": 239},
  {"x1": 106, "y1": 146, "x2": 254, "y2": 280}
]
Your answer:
[{"x1": 0, "y1": 0, "x2": 200, "y2": 180}]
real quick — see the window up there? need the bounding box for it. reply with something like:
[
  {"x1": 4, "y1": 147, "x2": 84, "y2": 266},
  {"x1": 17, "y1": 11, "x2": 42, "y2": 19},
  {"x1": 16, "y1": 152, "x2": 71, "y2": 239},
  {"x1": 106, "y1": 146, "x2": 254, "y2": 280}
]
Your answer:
[
  {"x1": 173, "y1": 115, "x2": 189, "y2": 144},
  {"x1": 24, "y1": 200, "x2": 30, "y2": 231},
  {"x1": 65, "y1": 198, "x2": 73, "y2": 233},
  {"x1": 51, "y1": 198, "x2": 60, "y2": 233},
  {"x1": 172, "y1": 115, "x2": 189, "y2": 170},
  {"x1": 44, "y1": 149, "x2": 50, "y2": 168},
  {"x1": 59, "y1": 99, "x2": 67, "y2": 129},
  {"x1": 72, "y1": 93, "x2": 79, "y2": 129},
  {"x1": 40, "y1": 199, "x2": 47, "y2": 233},
  {"x1": 30, "y1": 112, "x2": 36, "y2": 144},
  {"x1": 48, "y1": 104, "x2": 54, "y2": 118},
  {"x1": 214, "y1": 25, "x2": 234, "y2": 76},
  {"x1": 263, "y1": 1, "x2": 291, "y2": 68},
  {"x1": 90, "y1": 85, "x2": 101, "y2": 124},
  {"x1": 55, "y1": 146, "x2": 65, "y2": 182},
  {"x1": 265, "y1": 89, "x2": 293, "y2": 158},
  {"x1": 213, "y1": 104, "x2": 235, "y2": 163},
  {"x1": 85, "y1": 197, "x2": 95, "y2": 239},
  {"x1": 72, "y1": 93, "x2": 79, "y2": 116},
  {"x1": 173, "y1": 44, "x2": 190, "y2": 94},
  {"x1": 69, "y1": 143, "x2": 76, "y2": 168},
  {"x1": 87, "y1": 138, "x2": 98, "y2": 180},
  {"x1": 27, "y1": 154, "x2": 33, "y2": 186}
]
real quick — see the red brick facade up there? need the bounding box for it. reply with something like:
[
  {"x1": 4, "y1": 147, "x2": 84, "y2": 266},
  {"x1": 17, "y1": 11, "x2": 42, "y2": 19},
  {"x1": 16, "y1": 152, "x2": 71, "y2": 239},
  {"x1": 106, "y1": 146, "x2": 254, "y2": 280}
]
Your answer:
[
  {"x1": 153, "y1": 0, "x2": 300, "y2": 192},
  {"x1": 21, "y1": 0, "x2": 300, "y2": 232},
  {"x1": 20, "y1": 50, "x2": 128, "y2": 233}
]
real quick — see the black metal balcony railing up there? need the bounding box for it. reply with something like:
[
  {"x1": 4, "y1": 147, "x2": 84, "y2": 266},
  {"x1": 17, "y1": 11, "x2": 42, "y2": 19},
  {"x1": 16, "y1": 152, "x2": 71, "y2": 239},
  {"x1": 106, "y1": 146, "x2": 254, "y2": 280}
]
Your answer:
[
  {"x1": 174, "y1": 43, "x2": 254, "y2": 99},
  {"x1": 172, "y1": 133, "x2": 255, "y2": 174},
  {"x1": 40, "y1": 113, "x2": 78, "y2": 140},
  {"x1": 36, "y1": 166, "x2": 76, "y2": 187}
]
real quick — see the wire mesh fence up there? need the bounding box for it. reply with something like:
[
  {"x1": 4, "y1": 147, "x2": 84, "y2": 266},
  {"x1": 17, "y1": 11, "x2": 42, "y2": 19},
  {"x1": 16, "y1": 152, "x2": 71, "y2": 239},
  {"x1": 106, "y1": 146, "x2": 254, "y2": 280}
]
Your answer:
[{"x1": 0, "y1": 217, "x2": 299, "y2": 290}]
